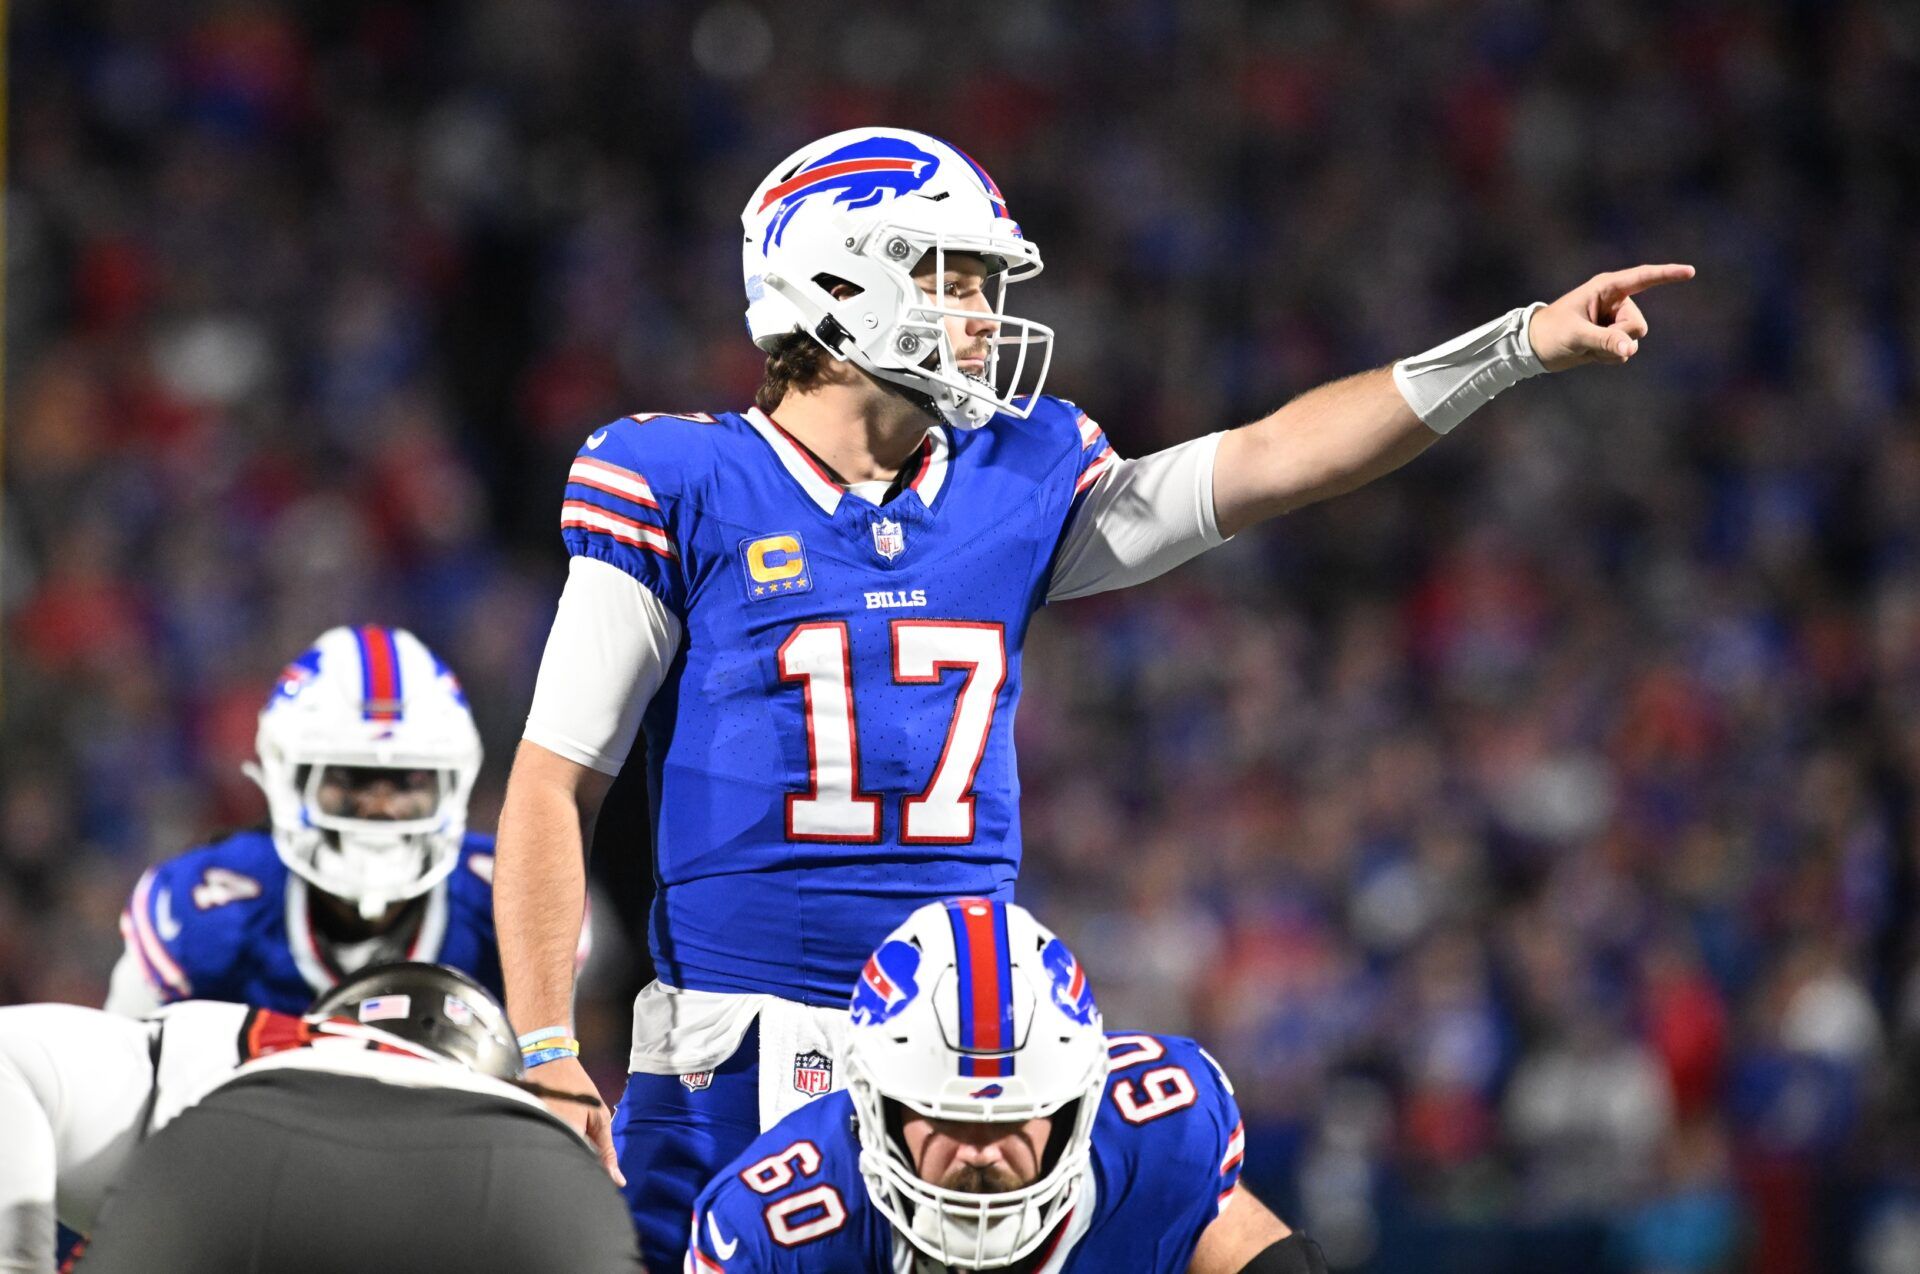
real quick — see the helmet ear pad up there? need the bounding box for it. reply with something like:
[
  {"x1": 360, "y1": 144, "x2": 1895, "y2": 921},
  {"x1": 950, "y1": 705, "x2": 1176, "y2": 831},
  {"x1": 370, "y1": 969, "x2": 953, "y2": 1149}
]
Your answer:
[
  {"x1": 1038, "y1": 1098, "x2": 1080, "y2": 1176},
  {"x1": 882, "y1": 1098, "x2": 917, "y2": 1195}
]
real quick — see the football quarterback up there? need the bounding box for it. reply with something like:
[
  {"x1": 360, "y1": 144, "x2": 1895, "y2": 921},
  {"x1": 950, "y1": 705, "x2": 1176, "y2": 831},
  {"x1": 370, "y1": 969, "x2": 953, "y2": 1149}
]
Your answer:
[{"x1": 491, "y1": 123, "x2": 1690, "y2": 1267}]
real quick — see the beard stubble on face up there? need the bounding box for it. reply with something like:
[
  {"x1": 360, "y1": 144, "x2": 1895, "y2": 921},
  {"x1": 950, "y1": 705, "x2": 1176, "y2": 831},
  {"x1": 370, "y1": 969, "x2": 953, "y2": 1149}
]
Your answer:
[
  {"x1": 920, "y1": 339, "x2": 991, "y2": 374},
  {"x1": 942, "y1": 1162, "x2": 1026, "y2": 1195}
]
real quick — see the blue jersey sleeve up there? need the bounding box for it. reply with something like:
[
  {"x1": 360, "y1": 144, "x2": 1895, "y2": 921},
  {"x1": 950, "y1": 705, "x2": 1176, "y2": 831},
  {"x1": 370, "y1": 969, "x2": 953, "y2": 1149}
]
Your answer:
[
  {"x1": 1190, "y1": 1040, "x2": 1248, "y2": 1213},
  {"x1": 559, "y1": 413, "x2": 716, "y2": 616},
  {"x1": 120, "y1": 838, "x2": 276, "y2": 1003},
  {"x1": 1098, "y1": 1033, "x2": 1247, "y2": 1262},
  {"x1": 689, "y1": 1168, "x2": 794, "y2": 1272},
  {"x1": 1014, "y1": 394, "x2": 1118, "y2": 557},
  {"x1": 120, "y1": 861, "x2": 200, "y2": 1003},
  {"x1": 1057, "y1": 397, "x2": 1118, "y2": 516},
  {"x1": 689, "y1": 1096, "x2": 880, "y2": 1271}
]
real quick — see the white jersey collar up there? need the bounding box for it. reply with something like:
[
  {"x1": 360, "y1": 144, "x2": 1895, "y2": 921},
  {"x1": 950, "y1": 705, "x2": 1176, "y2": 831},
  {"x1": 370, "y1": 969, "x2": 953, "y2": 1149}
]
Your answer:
[{"x1": 744, "y1": 407, "x2": 948, "y2": 516}]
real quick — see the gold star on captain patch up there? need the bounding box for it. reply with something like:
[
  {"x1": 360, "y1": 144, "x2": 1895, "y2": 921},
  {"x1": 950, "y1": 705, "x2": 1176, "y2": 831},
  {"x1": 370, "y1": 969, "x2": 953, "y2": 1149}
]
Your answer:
[{"x1": 753, "y1": 586, "x2": 766, "y2": 596}]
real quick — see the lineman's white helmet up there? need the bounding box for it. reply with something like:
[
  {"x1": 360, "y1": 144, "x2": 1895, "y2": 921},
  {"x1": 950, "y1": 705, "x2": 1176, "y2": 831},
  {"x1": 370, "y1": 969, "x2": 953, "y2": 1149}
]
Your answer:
[
  {"x1": 244, "y1": 626, "x2": 481, "y2": 920},
  {"x1": 845, "y1": 898, "x2": 1106, "y2": 1268},
  {"x1": 741, "y1": 127, "x2": 1053, "y2": 429}
]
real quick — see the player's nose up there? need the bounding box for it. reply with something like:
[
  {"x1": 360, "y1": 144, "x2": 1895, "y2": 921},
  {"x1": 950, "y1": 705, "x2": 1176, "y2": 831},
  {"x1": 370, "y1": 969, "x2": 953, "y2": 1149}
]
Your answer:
[
  {"x1": 948, "y1": 1129, "x2": 1010, "y2": 1164},
  {"x1": 353, "y1": 781, "x2": 407, "y2": 818}
]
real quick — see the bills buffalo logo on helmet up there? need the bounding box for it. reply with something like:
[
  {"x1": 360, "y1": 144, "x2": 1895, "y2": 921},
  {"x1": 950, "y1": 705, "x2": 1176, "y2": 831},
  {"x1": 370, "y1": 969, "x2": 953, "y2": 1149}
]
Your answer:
[
  {"x1": 1041, "y1": 937, "x2": 1096, "y2": 1025},
  {"x1": 851, "y1": 938, "x2": 923, "y2": 1026},
  {"x1": 758, "y1": 136, "x2": 942, "y2": 253},
  {"x1": 269, "y1": 648, "x2": 323, "y2": 705}
]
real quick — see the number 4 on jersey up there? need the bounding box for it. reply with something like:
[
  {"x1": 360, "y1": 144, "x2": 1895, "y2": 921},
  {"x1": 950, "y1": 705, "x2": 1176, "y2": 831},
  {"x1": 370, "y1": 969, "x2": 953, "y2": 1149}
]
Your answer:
[{"x1": 778, "y1": 620, "x2": 1006, "y2": 845}]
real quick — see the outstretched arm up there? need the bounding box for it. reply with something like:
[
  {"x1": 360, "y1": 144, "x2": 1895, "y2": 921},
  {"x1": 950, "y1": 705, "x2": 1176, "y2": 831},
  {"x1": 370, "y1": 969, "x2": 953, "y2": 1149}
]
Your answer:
[{"x1": 1211, "y1": 264, "x2": 1695, "y2": 537}]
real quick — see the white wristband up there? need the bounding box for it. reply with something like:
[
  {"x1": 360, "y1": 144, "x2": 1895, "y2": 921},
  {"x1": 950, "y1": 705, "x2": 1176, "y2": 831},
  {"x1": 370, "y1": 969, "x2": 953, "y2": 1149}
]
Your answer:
[{"x1": 1392, "y1": 303, "x2": 1547, "y2": 435}]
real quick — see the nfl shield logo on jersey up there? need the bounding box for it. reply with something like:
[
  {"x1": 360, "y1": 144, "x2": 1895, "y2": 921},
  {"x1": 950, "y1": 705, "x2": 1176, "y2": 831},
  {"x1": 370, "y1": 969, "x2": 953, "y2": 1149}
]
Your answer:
[
  {"x1": 680, "y1": 1071, "x2": 713, "y2": 1092},
  {"x1": 793, "y1": 1049, "x2": 833, "y2": 1097},
  {"x1": 871, "y1": 518, "x2": 906, "y2": 561}
]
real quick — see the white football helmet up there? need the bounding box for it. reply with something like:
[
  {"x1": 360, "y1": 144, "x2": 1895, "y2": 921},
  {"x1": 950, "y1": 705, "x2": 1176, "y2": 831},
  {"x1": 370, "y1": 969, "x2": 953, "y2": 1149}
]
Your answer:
[
  {"x1": 844, "y1": 899, "x2": 1107, "y2": 1268},
  {"x1": 741, "y1": 127, "x2": 1053, "y2": 429},
  {"x1": 244, "y1": 626, "x2": 482, "y2": 920}
]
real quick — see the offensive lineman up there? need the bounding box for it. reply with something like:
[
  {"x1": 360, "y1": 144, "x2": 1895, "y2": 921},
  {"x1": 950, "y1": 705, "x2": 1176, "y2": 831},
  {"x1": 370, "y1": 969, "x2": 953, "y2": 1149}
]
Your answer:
[
  {"x1": 0, "y1": 963, "x2": 640, "y2": 1272},
  {"x1": 492, "y1": 125, "x2": 1692, "y2": 1266},
  {"x1": 105, "y1": 625, "x2": 511, "y2": 1017},
  {"x1": 688, "y1": 899, "x2": 1326, "y2": 1273}
]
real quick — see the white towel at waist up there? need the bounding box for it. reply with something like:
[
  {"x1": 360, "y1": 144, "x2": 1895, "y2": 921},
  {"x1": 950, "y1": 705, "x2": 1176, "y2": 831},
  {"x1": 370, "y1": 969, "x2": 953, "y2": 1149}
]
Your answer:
[{"x1": 627, "y1": 981, "x2": 849, "y2": 1131}]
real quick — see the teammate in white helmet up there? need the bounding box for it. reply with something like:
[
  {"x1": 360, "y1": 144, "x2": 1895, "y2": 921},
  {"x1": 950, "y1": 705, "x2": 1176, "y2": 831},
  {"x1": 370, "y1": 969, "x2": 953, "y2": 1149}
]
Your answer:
[
  {"x1": 687, "y1": 899, "x2": 1326, "y2": 1273},
  {"x1": 0, "y1": 963, "x2": 641, "y2": 1272},
  {"x1": 491, "y1": 124, "x2": 1691, "y2": 1267},
  {"x1": 104, "y1": 625, "x2": 520, "y2": 1019}
]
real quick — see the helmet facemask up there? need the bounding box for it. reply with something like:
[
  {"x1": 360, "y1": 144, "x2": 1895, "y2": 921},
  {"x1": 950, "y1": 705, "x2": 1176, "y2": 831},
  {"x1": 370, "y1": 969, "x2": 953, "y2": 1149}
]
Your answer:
[
  {"x1": 251, "y1": 755, "x2": 472, "y2": 921},
  {"x1": 765, "y1": 229, "x2": 1052, "y2": 430},
  {"x1": 848, "y1": 1048, "x2": 1102, "y2": 1269},
  {"x1": 304, "y1": 761, "x2": 464, "y2": 912},
  {"x1": 246, "y1": 626, "x2": 483, "y2": 923}
]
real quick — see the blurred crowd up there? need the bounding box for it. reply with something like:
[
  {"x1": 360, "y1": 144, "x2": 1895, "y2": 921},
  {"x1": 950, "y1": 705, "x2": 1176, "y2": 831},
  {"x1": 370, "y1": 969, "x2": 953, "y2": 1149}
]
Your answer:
[{"x1": 6, "y1": 1, "x2": 1920, "y2": 1270}]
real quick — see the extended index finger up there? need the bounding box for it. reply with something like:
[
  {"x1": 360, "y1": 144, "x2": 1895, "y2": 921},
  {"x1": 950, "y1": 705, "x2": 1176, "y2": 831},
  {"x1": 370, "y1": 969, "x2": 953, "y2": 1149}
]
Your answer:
[{"x1": 1601, "y1": 263, "x2": 1696, "y2": 299}]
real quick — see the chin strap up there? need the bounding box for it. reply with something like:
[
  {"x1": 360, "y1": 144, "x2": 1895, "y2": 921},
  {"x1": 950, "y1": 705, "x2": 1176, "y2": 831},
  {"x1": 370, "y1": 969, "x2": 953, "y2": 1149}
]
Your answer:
[
  {"x1": 328, "y1": 828, "x2": 420, "y2": 920},
  {"x1": 909, "y1": 1197, "x2": 1046, "y2": 1269},
  {"x1": 854, "y1": 352, "x2": 995, "y2": 430},
  {"x1": 764, "y1": 271, "x2": 1002, "y2": 430}
]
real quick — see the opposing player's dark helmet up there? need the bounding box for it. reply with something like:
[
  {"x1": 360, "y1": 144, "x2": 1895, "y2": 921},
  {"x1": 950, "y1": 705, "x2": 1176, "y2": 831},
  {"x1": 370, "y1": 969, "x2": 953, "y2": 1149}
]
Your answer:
[{"x1": 309, "y1": 961, "x2": 522, "y2": 1083}]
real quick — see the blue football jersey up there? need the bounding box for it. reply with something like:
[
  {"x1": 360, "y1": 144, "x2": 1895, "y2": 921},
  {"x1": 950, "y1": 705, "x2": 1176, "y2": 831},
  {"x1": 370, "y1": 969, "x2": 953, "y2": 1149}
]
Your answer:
[
  {"x1": 117, "y1": 828, "x2": 504, "y2": 1014},
  {"x1": 687, "y1": 1032, "x2": 1245, "y2": 1272},
  {"x1": 561, "y1": 400, "x2": 1115, "y2": 1003}
]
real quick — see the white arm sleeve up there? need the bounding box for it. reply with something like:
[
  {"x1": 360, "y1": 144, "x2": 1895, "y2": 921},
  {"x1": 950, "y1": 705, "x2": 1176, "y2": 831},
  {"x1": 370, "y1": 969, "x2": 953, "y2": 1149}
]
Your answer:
[
  {"x1": 522, "y1": 555, "x2": 685, "y2": 775},
  {"x1": 0, "y1": 1005, "x2": 158, "y2": 1267},
  {"x1": 103, "y1": 948, "x2": 165, "y2": 1018},
  {"x1": 1046, "y1": 431, "x2": 1228, "y2": 603}
]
